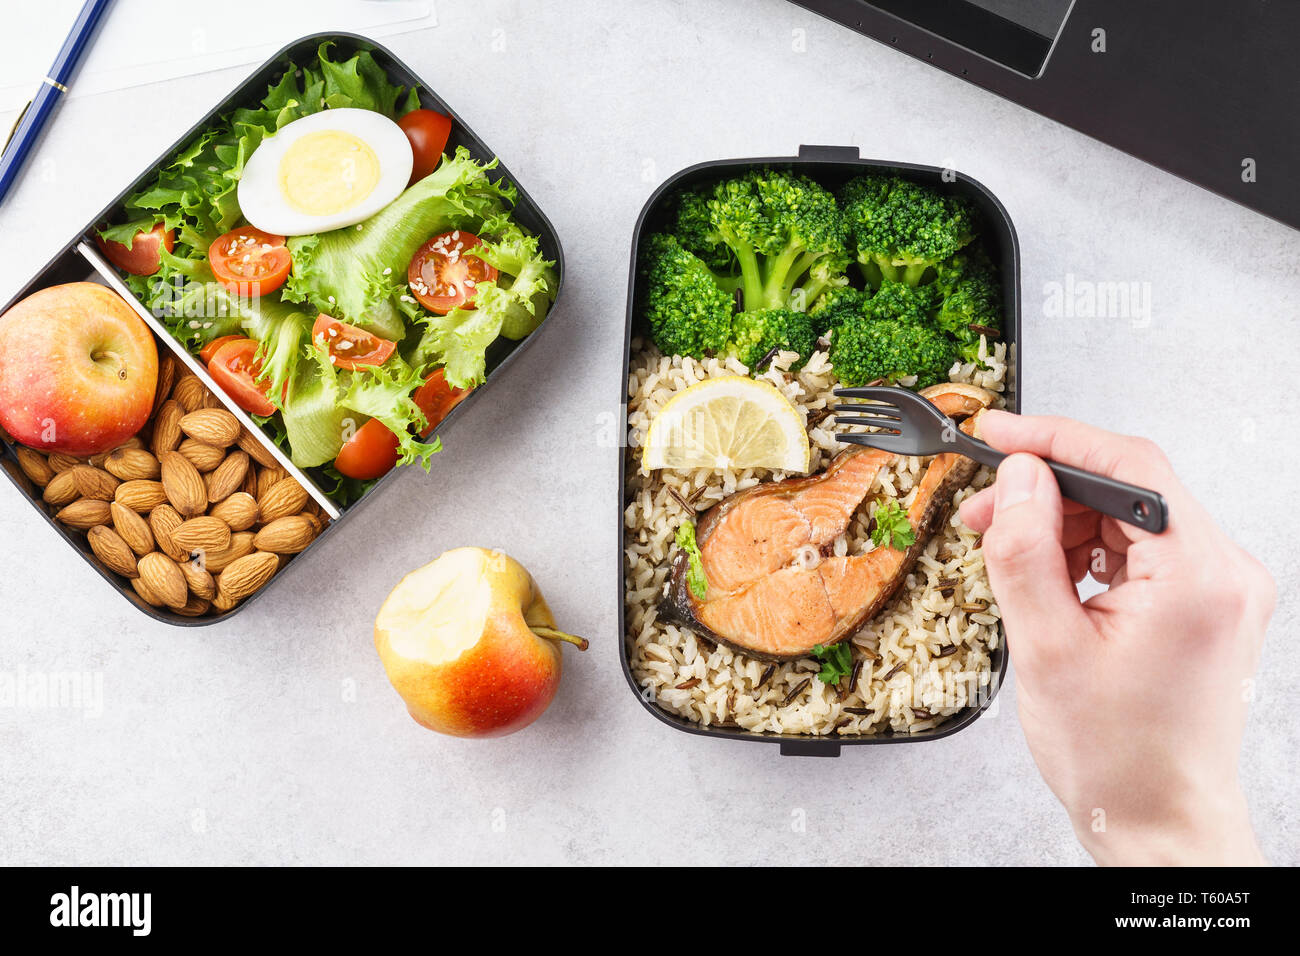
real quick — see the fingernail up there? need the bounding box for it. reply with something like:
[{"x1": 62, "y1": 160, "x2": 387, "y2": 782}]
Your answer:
[{"x1": 995, "y1": 454, "x2": 1039, "y2": 511}]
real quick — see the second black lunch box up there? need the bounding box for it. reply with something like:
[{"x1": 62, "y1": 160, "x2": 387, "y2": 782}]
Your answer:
[
  {"x1": 617, "y1": 145, "x2": 1020, "y2": 756},
  {"x1": 0, "y1": 32, "x2": 565, "y2": 626}
]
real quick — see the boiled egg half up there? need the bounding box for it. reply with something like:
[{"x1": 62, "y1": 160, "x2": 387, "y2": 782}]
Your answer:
[{"x1": 237, "y1": 108, "x2": 413, "y2": 236}]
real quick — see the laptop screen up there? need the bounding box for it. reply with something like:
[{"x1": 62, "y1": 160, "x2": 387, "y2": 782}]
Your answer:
[{"x1": 862, "y1": 0, "x2": 1075, "y2": 77}]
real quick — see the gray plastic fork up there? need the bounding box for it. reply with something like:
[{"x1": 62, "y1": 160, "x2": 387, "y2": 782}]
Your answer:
[{"x1": 832, "y1": 386, "x2": 1168, "y2": 533}]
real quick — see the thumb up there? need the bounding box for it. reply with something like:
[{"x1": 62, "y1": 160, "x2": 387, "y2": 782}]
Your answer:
[{"x1": 981, "y1": 453, "x2": 1087, "y2": 649}]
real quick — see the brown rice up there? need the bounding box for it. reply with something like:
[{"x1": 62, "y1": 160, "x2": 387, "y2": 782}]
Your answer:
[{"x1": 623, "y1": 338, "x2": 1010, "y2": 735}]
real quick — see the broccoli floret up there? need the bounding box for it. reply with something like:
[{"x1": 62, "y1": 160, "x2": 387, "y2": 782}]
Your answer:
[
  {"x1": 670, "y1": 187, "x2": 735, "y2": 274},
  {"x1": 809, "y1": 285, "x2": 868, "y2": 335},
  {"x1": 726, "y1": 308, "x2": 817, "y2": 371},
  {"x1": 862, "y1": 280, "x2": 940, "y2": 325},
  {"x1": 830, "y1": 317, "x2": 958, "y2": 388},
  {"x1": 932, "y1": 250, "x2": 1001, "y2": 342},
  {"x1": 707, "y1": 169, "x2": 850, "y2": 312},
  {"x1": 638, "y1": 233, "x2": 733, "y2": 358},
  {"x1": 840, "y1": 174, "x2": 975, "y2": 286}
]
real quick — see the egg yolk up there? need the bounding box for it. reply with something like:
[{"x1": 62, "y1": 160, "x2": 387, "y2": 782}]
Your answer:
[{"x1": 278, "y1": 130, "x2": 381, "y2": 217}]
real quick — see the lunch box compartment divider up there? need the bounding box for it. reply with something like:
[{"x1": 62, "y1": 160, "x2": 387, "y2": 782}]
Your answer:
[
  {"x1": 617, "y1": 145, "x2": 1020, "y2": 755},
  {"x1": 0, "y1": 33, "x2": 565, "y2": 626}
]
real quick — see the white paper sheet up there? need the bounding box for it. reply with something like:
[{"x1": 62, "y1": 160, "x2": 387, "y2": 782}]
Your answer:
[{"x1": 0, "y1": 0, "x2": 435, "y2": 112}]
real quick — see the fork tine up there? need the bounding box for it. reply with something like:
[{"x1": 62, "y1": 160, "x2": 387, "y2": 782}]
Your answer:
[
  {"x1": 836, "y1": 432, "x2": 913, "y2": 452},
  {"x1": 829, "y1": 404, "x2": 900, "y2": 419},
  {"x1": 834, "y1": 416, "x2": 901, "y2": 430},
  {"x1": 833, "y1": 386, "x2": 907, "y2": 401}
]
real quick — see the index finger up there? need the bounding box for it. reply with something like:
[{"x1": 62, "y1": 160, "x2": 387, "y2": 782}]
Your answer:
[{"x1": 975, "y1": 410, "x2": 1195, "y2": 543}]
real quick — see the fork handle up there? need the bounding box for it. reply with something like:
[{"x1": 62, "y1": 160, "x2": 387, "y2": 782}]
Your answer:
[{"x1": 956, "y1": 434, "x2": 1168, "y2": 533}]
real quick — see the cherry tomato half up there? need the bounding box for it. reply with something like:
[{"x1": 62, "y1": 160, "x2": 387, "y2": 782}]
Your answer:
[
  {"x1": 397, "y1": 108, "x2": 453, "y2": 184},
  {"x1": 333, "y1": 419, "x2": 398, "y2": 481},
  {"x1": 413, "y1": 368, "x2": 472, "y2": 438},
  {"x1": 311, "y1": 314, "x2": 396, "y2": 371},
  {"x1": 333, "y1": 370, "x2": 473, "y2": 480},
  {"x1": 95, "y1": 222, "x2": 174, "y2": 276},
  {"x1": 199, "y1": 335, "x2": 243, "y2": 365},
  {"x1": 207, "y1": 337, "x2": 275, "y2": 416},
  {"x1": 407, "y1": 231, "x2": 497, "y2": 315},
  {"x1": 209, "y1": 227, "x2": 292, "y2": 297}
]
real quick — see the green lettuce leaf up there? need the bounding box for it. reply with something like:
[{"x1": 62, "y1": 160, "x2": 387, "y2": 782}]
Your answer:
[
  {"x1": 314, "y1": 345, "x2": 442, "y2": 470},
  {"x1": 281, "y1": 351, "x2": 348, "y2": 468},
  {"x1": 408, "y1": 221, "x2": 558, "y2": 387}
]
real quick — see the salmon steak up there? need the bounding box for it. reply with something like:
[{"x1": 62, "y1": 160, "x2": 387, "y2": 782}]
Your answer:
[{"x1": 661, "y1": 382, "x2": 996, "y2": 660}]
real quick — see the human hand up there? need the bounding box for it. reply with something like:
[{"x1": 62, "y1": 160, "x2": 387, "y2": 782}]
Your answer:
[{"x1": 959, "y1": 410, "x2": 1274, "y2": 866}]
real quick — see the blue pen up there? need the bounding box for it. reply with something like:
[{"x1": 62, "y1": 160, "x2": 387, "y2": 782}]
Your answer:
[{"x1": 0, "y1": 0, "x2": 115, "y2": 206}]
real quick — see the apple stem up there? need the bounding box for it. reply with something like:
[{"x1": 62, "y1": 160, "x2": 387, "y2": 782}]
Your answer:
[{"x1": 531, "y1": 626, "x2": 589, "y2": 651}]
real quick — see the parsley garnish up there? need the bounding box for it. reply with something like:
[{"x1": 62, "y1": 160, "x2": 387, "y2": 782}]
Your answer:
[
  {"x1": 675, "y1": 521, "x2": 708, "y2": 599},
  {"x1": 812, "y1": 642, "x2": 854, "y2": 684},
  {"x1": 870, "y1": 499, "x2": 916, "y2": 551}
]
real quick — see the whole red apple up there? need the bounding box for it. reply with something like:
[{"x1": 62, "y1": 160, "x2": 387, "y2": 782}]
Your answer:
[
  {"x1": 374, "y1": 547, "x2": 588, "y2": 738},
  {"x1": 0, "y1": 282, "x2": 158, "y2": 455}
]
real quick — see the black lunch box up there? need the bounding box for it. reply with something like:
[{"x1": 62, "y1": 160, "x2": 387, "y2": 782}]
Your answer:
[
  {"x1": 0, "y1": 32, "x2": 565, "y2": 627},
  {"x1": 617, "y1": 145, "x2": 1020, "y2": 756}
]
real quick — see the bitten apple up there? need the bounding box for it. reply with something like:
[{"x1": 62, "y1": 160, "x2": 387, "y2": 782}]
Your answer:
[
  {"x1": 0, "y1": 282, "x2": 158, "y2": 455},
  {"x1": 374, "y1": 547, "x2": 587, "y2": 738}
]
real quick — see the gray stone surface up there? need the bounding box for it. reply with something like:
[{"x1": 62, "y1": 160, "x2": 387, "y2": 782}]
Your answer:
[{"x1": 0, "y1": 0, "x2": 1295, "y2": 865}]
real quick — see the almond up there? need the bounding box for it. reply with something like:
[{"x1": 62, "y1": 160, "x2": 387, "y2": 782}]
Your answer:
[
  {"x1": 42, "y1": 468, "x2": 80, "y2": 506},
  {"x1": 47, "y1": 452, "x2": 83, "y2": 473},
  {"x1": 177, "y1": 439, "x2": 224, "y2": 473},
  {"x1": 160, "y1": 451, "x2": 207, "y2": 516},
  {"x1": 151, "y1": 399, "x2": 184, "y2": 457},
  {"x1": 111, "y1": 501, "x2": 155, "y2": 556},
  {"x1": 172, "y1": 515, "x2": 232, "y2": 554},
  {"x1": 206, "y1": 450, "x2": 248, "y2": 504},
  {"x1": 202, "y1": 531, "x2": 255, "y2": 572},
  {"x1": 152, "y1": 353, "x2": 177, "y2": 417},
  {"x1": 69, "y1": 464, "x2": 120, "y2": 501},
  {"x1": 257, "y1": 476, "x2": 309, "y2": 522},
  {"x1": 56, "y1": 498, "x2": 111, "y2": 529},
  {"x1": 211, "y1": 588, "x2": 239, "y2": 613},
  {"x1": 87, "y1": 525, "x2": 139, "y2": 578},
  {"x1": 201, "y1": 389, "x2": 226, "y2": 410},
  {"x1": 149, "y1": 503, "x2": 188, "y2": 562},
  {"x1": 256, "y1": 465, "x2": 287, "y2": 501},
  {"x1": 172, "y1": 374, "x2": 206, "y2": 413},
  {"x1": 179, "y1": 558, "x2": 216, "y2": 600},
  {"x1": 210, "y1": 492, "x2": 258, "y2": 531},
  {"x1": 15, "y1": 447, "x2": 54, "y2": 487},
  {"x1": 104, "y1": 446, "x2": 161, "y2": 481},
  {"x1": 138, "y1": 552, "x2": 187, "y2": 609},
  {"x1": 131, "y1": 575, "x2": 164, "y2": 607},
  {"x1": 239, "y1": 466, "x2": 258, "y2": 497},
  {"x1": 236, "y1": 427, "x2": 278, "y2": 468},
  {"x1": 115, "y1": 479, "x2": 169, "y2": 513},
  {"x1": 252, "y1": 515, "x2": 315, "y2": 554},
  {"x1": 217, "y1": 550, "x2": 279, "y2": 601},
  {"x1": 302, "y1": 512, "x2": 324, "y2": 536},
  {"x1": 180, "y1": 408, "x2": 240, "y2": 447},
  {"x1": 174, "y1": 594, "x2": 212, "y2": 617}
]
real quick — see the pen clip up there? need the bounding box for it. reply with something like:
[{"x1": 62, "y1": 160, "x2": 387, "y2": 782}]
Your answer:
[{"x1": 2, "y1": 100, "x2": 32, "y2": 158}]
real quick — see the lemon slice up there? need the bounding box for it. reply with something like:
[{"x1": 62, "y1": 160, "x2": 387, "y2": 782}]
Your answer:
[{"x1": 643, "y1": 376, "x2": 810, "y2": 473}]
